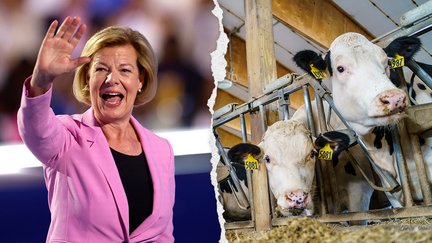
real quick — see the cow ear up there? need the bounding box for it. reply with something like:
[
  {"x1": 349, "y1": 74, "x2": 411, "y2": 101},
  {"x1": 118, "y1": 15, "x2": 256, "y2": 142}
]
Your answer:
[
  {"x1": 325, "y1": 51, "x2": 332, "y2": 76},
  {"x1": 384, "y1": 36, "x2": 421, "y2": 60},
  {"x1": 314, "y1": 131, "x2": 351, "y2": 158},
  {"x1": 293, "y1": 50, "x2": 327, "y2": 78},
  {"x1": 228, "y1": 143, "x2": 262, "y2": 162}
]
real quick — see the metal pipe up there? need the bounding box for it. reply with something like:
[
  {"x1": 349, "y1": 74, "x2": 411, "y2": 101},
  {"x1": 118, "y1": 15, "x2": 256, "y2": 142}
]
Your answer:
[
  {"x1": 394, "y1": 65, "x2": 432, "y2": 205},
  {"x1": 259, "y1": 105, "x2": 268, "y2": 134},
  {"x1": 406, "y1": 60, "x2": 432, "y2": 91},
  {"x1": 239, "y1": 114, "x2": 248, "y2": 143},
  {"x1": 302, "y1": 85, "x2": 316, "y2": 136},
  {"x1": 278, "y1": 89, "x2": 290, "y2": 121},
  {"x1": 240, "y1": 113, "x2": 256, "y2": 222},
  {"x1": 399, "y1": 0, "x2": 432, "y2": 27},
  {"x1": 315, "y1": 91, "x2": 341, "y2": 213},
  {"x1": 213, "y1": 77, "x2": 311, "y2": 128},
  {"x1": 302, "y1": 85, "x2": 327, "y2": 214},
  {"x1": 391, "y1": 128, "x2": 415, "y2": 207},
  {"x1": 214, "y1": 129, "x2": 250, "y2": 209},
  {"x1": 376, "y1": 17, "x2": 432, "y2": 47},
  {"x1": 409, "y1": 134, "x2": 432, "y2": 205}
]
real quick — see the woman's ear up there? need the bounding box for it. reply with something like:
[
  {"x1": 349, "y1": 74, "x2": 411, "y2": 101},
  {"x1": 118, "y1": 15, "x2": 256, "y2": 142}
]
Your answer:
[
  {"x1": 85, "y1": 65, "x2": 90, "y2": 85},
  {"x1": 138, "y1": 70, "x2": 145, "y2": 90}
]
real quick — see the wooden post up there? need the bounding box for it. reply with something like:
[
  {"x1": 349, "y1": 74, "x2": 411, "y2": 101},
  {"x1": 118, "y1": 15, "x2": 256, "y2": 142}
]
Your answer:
[{"x1": 244, "y1": 0, "x2": 278, "y2": 231}]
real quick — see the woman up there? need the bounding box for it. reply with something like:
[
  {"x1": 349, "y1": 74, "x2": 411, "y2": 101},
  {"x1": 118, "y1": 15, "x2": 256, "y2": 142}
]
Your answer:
[{"x1": 17, "y1": 16, "x2": 175, "y2": 242}]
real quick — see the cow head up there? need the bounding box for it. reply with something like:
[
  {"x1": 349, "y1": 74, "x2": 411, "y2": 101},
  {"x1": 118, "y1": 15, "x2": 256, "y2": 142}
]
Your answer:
[
  {"x1": 228, "y1": 120, "x2": 316, "y2": 216},
  {"x1": 293, "y1": 33, "x2": 421, "y2": 135},
  {"x1": 226, "y1": 120, "x2": 358, "y2": 217}
]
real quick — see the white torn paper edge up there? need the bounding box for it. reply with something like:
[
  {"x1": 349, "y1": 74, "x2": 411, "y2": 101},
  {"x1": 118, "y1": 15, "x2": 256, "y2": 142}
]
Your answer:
[{"x1": 209, "y1": 0, "x2": 229, "y2": 242}]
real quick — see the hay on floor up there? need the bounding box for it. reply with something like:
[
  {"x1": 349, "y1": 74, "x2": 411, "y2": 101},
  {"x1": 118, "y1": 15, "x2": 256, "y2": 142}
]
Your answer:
[{"x1": 226, "y1": 217, "x2": 432, "y2": 243}]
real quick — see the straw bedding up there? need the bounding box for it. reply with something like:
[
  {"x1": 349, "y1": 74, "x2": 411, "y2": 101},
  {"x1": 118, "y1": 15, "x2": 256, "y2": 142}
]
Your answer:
[{"x1": 226, "y1": 217, "x2": 432, "y2": 243}]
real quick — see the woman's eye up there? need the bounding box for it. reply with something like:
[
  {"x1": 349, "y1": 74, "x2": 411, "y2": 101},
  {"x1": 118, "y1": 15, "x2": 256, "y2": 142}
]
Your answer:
[
  {"x1": 95, "y1": 67, "x2": 106, "y2": 72},
  {"x1": 337, "y1": 66, "x2": 345, "y2": 73},
  {"x1": 121, "y1": 69, "x2": 131, "y2": 73},
  {"x1": 264, "y1": 155, "x2": 270, "y2": 163}
]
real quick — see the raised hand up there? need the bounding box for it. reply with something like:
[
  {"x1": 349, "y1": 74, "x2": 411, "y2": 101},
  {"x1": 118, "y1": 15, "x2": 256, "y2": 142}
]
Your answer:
[{"x1": 30, "y1": 16, "x2": 91, "y2": 97}]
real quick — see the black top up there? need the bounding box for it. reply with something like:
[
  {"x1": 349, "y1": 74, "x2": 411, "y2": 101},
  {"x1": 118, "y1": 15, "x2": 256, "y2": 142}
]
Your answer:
[{"x1": 110, "y1": 148, "x2": 154, "y2": 234}]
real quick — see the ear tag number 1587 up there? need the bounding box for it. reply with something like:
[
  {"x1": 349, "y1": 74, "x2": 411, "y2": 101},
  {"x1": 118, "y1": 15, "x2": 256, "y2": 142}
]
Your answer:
[
  {"x1": 389, "y1": 53, "x2": 404, "y2": 69},
  {"x1": 318, "y1": 143, "x2": 333, "y2": 160},
  {"x1": 244, "y1": 154, "x2": 259, "y2": 170}
]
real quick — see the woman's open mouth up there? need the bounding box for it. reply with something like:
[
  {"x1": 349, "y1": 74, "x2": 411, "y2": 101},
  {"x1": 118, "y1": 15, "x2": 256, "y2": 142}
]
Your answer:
[{"x1": 102, "y1": 93, "x2": 124, "y2": 106}]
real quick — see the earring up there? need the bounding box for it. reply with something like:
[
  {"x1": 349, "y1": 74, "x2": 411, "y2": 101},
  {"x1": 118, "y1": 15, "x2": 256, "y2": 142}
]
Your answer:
[{"x1": 138, "y1": 88, "x2": 142, "y2": 93}]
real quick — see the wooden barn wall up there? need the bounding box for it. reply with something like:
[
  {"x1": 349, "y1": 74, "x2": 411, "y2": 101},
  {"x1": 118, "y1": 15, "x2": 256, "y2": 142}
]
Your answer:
[{"x1": 272, "y1": 0, "x2": 375, "y2": 48}]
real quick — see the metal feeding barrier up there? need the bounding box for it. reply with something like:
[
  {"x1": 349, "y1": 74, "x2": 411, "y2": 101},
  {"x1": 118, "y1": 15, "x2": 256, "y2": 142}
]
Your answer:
[{"x1": 214, "y1": 2, "x2": 432, "y2": 230}]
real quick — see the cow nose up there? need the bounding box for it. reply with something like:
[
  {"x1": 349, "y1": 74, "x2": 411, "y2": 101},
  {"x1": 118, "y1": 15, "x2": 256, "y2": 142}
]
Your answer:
[
  {"x1": 379, "y1": 91, "x2": 407, "y2": 114},
  {"x1": 286, "y1": 190, "x2": 309, "y2": 209}
]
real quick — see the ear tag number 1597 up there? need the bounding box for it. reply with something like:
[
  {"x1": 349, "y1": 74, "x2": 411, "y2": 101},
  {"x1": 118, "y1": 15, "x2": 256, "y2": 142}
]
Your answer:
[
  {"x1": 244, "y1": 154, "x2": 259, "y2": 170},
  {"x1": 318, "y1": 143, "x2": 333, "y2": 160},
  {"x1": 310, "y1": 64, "x2": 327, "y2": 79}
]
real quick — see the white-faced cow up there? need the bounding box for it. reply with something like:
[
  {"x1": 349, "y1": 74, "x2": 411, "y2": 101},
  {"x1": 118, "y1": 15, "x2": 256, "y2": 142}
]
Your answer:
[
  {"x1": 292, "y1": 33, "x2": 432, "y2": 207},
  {"x1": 219, "y1": 119, "x2": 373, "y2": 225}
]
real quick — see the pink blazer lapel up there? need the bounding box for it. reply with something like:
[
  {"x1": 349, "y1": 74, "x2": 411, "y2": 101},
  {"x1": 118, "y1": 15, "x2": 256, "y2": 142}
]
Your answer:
[
  {"x1": 81, "y1": 108, "x2": 130, "y2": 238},
  {"x1": 129, "y1": 116, "x2": 166, "y2": 236}
]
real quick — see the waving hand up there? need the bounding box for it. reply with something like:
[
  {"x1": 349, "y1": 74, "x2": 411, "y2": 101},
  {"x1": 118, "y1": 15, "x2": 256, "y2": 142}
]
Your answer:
[{"x1": 30, "y1": 16, "x2": 91, "y2": 97}]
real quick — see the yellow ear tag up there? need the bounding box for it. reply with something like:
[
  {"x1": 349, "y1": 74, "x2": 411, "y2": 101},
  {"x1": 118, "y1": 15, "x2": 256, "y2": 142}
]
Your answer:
[
  {"x1": 244, "y1": 154, "x2": 259, "y2": 170},
  {"x1": 310, "y1": 64, "x2": 327, "y2": 79},
  {"x1": 318, "y1": 143, "x2": 333, "y2": 160},
  {"x1": 389, "y1": 53, "x2": 404, "y2": 69}
]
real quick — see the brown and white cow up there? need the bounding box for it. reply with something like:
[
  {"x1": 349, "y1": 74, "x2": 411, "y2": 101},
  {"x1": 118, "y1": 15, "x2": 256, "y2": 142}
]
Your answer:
[
  {"x1": 219, "y1": 119, "x2": 374, "y2": 225},
  {"x1": 293, "y1": 33, "x2": 432, "y2": 207}
]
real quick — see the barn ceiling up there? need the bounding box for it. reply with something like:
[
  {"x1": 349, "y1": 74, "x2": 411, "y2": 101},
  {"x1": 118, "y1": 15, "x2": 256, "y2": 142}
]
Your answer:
[{"x1": 218, "y1": 0, "x2": 432, "y2": 85}]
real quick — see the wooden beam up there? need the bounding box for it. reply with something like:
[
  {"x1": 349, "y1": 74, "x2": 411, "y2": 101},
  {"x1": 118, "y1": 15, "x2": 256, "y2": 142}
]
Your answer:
[
  {"x1": 224, "y1": 28, "x2": 249, "y2": 88},
  {"x1": 245, "y1": 0, "x2": 277, "y2": 231},
  {"x1": 272, "y1": 0, "x2": 375, "y2": 49},
  {"x1": 223, "y1": 28, "x2": 315, "y2": 110}
]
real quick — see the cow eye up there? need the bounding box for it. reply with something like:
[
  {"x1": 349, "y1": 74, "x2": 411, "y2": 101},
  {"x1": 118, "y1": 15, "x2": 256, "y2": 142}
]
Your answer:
[
  {"x1": 264, "y1": 155, "x2": 270, "y2": 163},
  {"x1": 337, "y1": 66, "x2": 345, "y2": 73},
  {"x1": 310, "y1": 150, "x2": 317, "y2": 159}
]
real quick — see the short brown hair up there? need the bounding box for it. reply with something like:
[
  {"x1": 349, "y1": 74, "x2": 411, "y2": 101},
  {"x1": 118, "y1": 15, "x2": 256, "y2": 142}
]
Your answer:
[{"x1": 73, "y1": 26, "x2": 158, "y2": 106}]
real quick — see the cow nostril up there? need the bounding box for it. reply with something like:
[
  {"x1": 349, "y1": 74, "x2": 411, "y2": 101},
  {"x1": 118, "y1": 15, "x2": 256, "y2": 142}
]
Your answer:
[{"x1": 381, "y1": 99, "x2": 390, "y2": 105}]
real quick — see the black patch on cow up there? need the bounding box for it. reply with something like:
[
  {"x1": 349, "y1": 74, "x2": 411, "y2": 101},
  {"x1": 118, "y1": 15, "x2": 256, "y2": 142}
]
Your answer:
[
  {"x1": 417, "y1": 82, "x2": 427, "y2": 90},
  {"x1": 408, "y1": 76, "x2": 417, "y2": 102},
  {"x1": 332, "y1": 156, "x2": 339, "y2": 168},
  {"x1": 419, "y1": 136, "x2": 426, "y2": 146},
  {"x1": 409, "y1": 62, "x2": 432, "y2": 104},
  {"x1": 293, "y1": 50, "x2": 327, "y2": 78},
  {"x1": 389, "y1": 69, "x2": 397, "y2": 86},
  {"x1": 384, "y1": 36, "x2": 421, "y2": 59},
  {"x1": 344, "y1": 161, "x2": 356, "y2": 176},
  {"x1": 372, "y1": 127, "x2": 394, "y2": 155},
  {"x1": 325, "y1": 51, "x2": 333, "y2": 76}
]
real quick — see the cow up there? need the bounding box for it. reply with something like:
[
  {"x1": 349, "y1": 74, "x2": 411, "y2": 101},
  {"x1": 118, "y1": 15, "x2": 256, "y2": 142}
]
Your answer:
[
  {"x1": 292, "y1": 32, "x2": 432, "y2": 207},
  {"x1": 218, "y1": 119, "x2": 374, "y2": 225}
]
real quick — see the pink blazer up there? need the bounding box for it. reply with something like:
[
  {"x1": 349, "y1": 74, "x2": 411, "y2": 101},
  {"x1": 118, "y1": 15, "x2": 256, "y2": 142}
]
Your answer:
[{"x1": 17, "y1": 78, "x2": 175, "y2": 243}]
